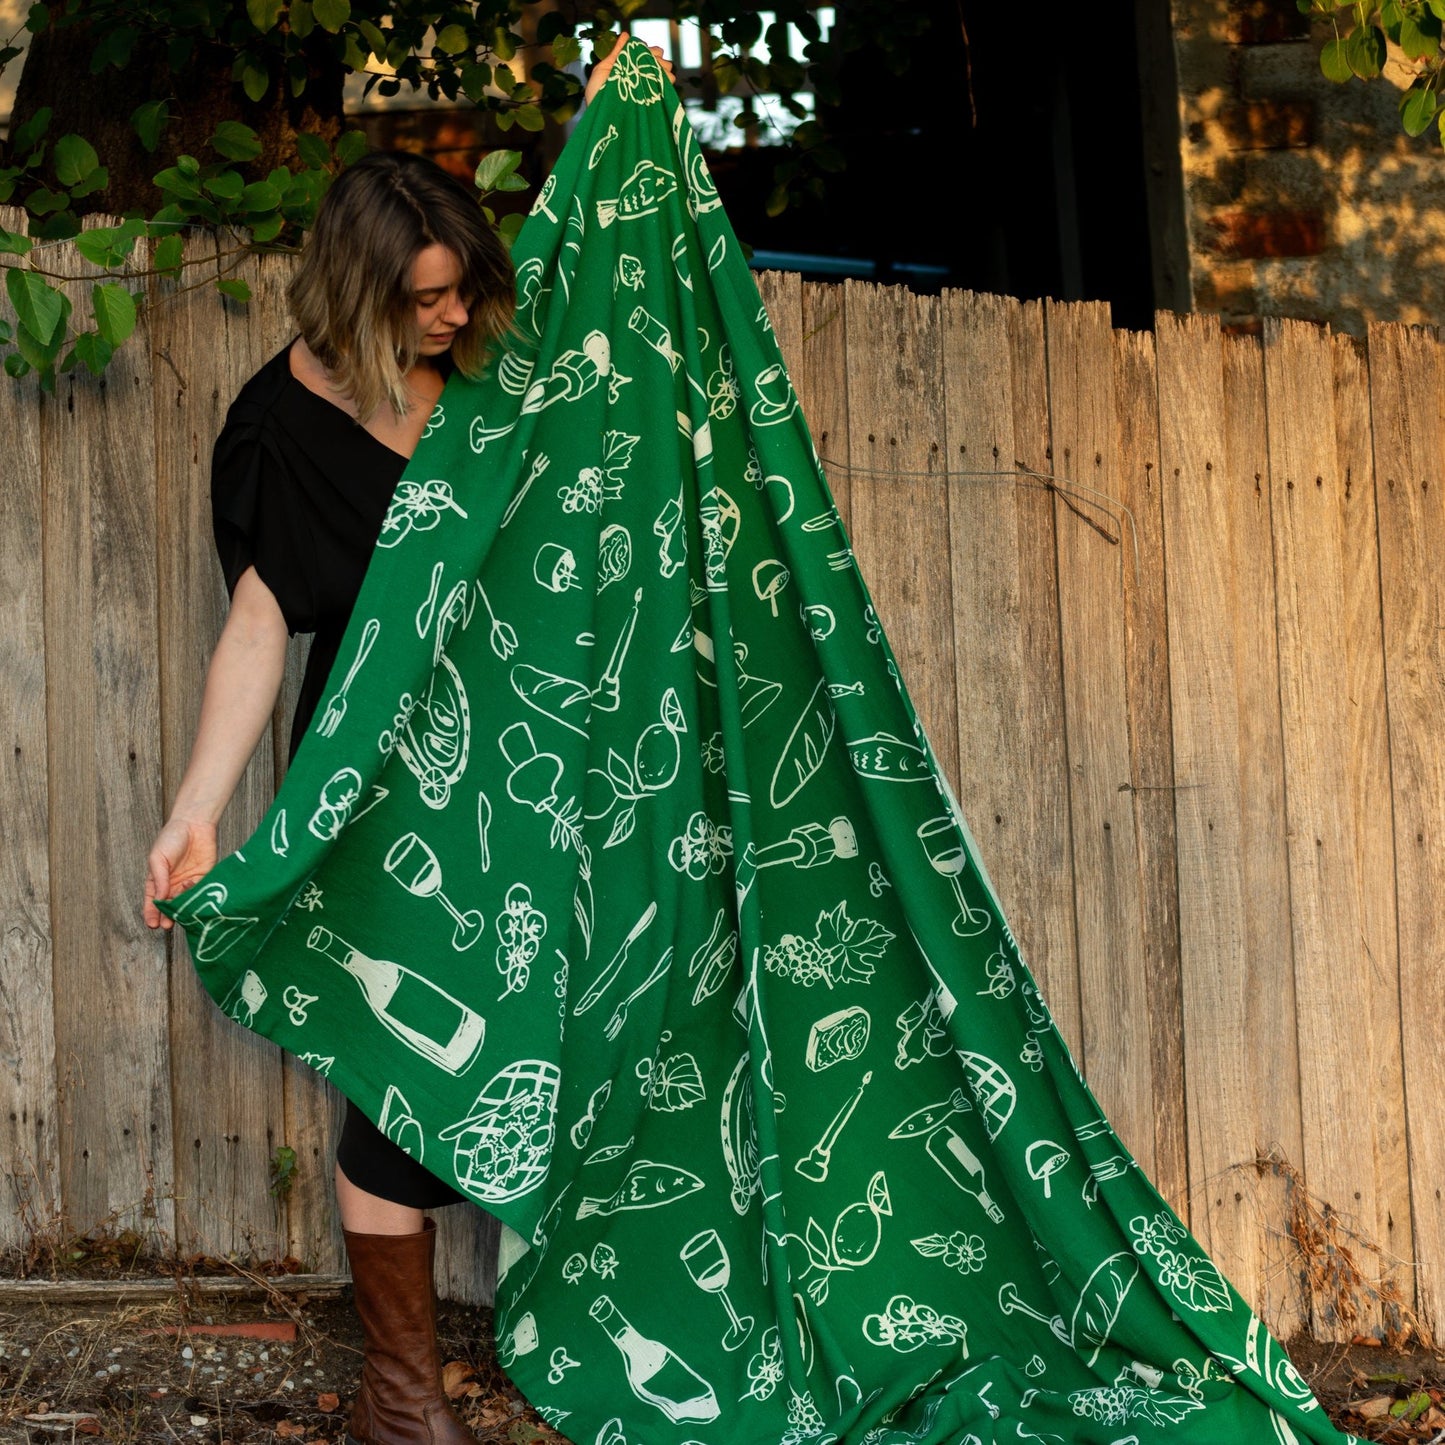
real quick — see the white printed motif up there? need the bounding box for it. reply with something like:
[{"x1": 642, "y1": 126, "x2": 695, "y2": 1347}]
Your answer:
[
  {"x1": 221, "y1": 968, "x2": 267, "y2": 1026},
  {"x1": 895, "y1": 992, "x2": 950, "y2": 1069},
  {"x1": 586, "y1": 687, "x2": 687, "y2": 848},
  {"x1": 686, "y1": 910, "x2": 736, "y2": 1007},
  {"x1": 598, "y1": 524, "x2": 632, "y2": 591},
  {"x1": 440, "y1": 1059, "x2": 561, "y2": 1203},
  {"x1": 752, "y1": 559, "x2": 791, "y2": 617},
  {"x1": 393, "y1": 657, "x2": 470, "y2": 810},
  {"x1": 383, "y1": 832, "x2": 485, "y2": 951},
  {"x1": 270, "y1": 809, "x2": 289, "y2": 857},
  {"x1": 796, "y1": 1071, "x2": 872, "y2": 1184},
  {"x1": 889, "y1": 1092, "x2": 1005, "y2": 1224},
  {"x1": 635, "y1": 1032, "x2": 705, "y2": 1112},
  {"x1": 377, "y1": 479, "x2": 469, "y2": 549},
  {"x1": 681, "y1": 1229, "x2": 755, "y2": 1350},
  {"x1": 597, "y1": 161, "x2": 679, "y2": 229},
  {"x1": 283, "y1": 984, "x2": 317, "y2": 1026},
  {"x1": 793, "y1": 1171, "x2": 891, "y2": 1304},
  {"x1": 805, "y1": 1006, "x2": 870, "y2": 1072},
  {"x1": 1027, "y1": 1141, "x2": 1072, "y2": 1199},
  {"x1": 1128, "y1": 1210, "x2": 1233, "y2": 1313},
  {"x1": 916, "y1": 816, "x2": 992, "y2": 935},
  {"x1": 576, "y1": 1160, "x2": 705, "y2": 1219},
  {"x1": 380, "y1": 1084, "x2": 424, "y2": 1162},
  {"x1": 770, "y1": 679, "x2": 836, "y2": 808},
  {"x1": 495, "y1": 882, "x2": 547, "y2": 998},
  {"x1": 862, "y1": 1296, "x2": 969, "y2": 1355},
  {"x1": 184, "y1": 880, "x2": 259, "y2": 963},
  {"x1": 763, "y1": 901, "x2": 893, "y2": 990},
  {"x1": 997, "y1": 1252, "x2": 1141, "y2": 1368},
  {"x1": 308, "y1": 768, "x2": 364, "y2": 840}
]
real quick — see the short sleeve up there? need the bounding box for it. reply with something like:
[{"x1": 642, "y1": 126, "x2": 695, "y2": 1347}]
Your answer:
[{"x1": 209, "y1": 414, "x2": 317, "y2": 636}]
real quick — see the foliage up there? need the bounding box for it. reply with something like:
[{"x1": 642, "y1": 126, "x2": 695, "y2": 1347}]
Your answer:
[
  {"x1": 1300, "y1": 0, "x2": 1445, "y2": 143},
  {"x1": 0, "y1": 1, "x2": 880, "y2": 389}
]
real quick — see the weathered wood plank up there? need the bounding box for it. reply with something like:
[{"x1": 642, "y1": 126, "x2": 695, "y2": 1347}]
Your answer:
[
  {"x1": 0, "y1": 1273, "x2": 347, "y2": 1304},
  {"x1": 151, "y1": 233, "x2": 289, "y2": 1266},
  {"x1": 1332, "y1": 330, "x2": 1410, "y2": 1307},
  {"x1": 0, "y1": 204, "x2": 59, "y2": 1249},
  {"x1": 940, "y1": 289, "x2": 1070, "y2": 1037},
  {"x1": 1263, "y1": 317, "x2": 1380, "y2": 1339},
  {"x1": 1156, "y1": 312, "x2": 1303, "y2": 1333},
  {"x1": 41, "y1": 219, "x2": 175, "y2": 1244},
  {"x1": 842, "y1": 280, "x2": 958, "y2": 791},
  {"x1": 1044, "y1": 300, "x2": 1157, "y2": 1179},
  {"x1": 797, "y1": 281, "x2": 851, "y2": 536},
  {"x1": 1368, "y1": 320, "x2": 1445, "y2": 1338},
  {"x1": 1112, "y1": 324, "x2": 1187, "y2": 1215}
]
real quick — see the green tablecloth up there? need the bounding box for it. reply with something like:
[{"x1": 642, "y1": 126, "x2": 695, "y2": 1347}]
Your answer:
[{"x1": 162, "y1": 41, "x2": 1356, "y2": 1445}]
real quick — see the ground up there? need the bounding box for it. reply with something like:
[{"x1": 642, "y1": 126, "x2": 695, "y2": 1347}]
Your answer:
[{"x1": 2, "y1": 1267, "x2": 1445, "y2": 1443}]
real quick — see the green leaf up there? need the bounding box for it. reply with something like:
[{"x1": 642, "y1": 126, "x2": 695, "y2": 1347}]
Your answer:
[
  {"x1": 131, "y1": 99, "x2": 169, "y2": 153},
  {"x1": 1401, "y1": 10, "x2": 1442, "y2": 57},
  {"x1": 0, "y1": 228, "x2": 33, "y2": 256},
  {"x1": 67, "y1": 166, "x2": 109, "y2": 199},
  {"x1": 92, "y1": 283, "x2": 136, "y2": 346},
  {"x1": 551, "y1": 34, "x2": 581, "y2": 67},
  {"x1": 287, "y1": 54, "x2": 308, "y2": 97},
  {"x1": 26, "y1": 3, "x2": 48, "y2": 33},
  {"x1": 15, "y1": 288, "x2": 67, "y2": 364},
  {"x1": 24, "y1": 185, "x2": 68, "y2": 216},
  {"x1": 1345, "y1": 24, "x2": 1385, "y2": 77},
  {"x1": 153, "y1": 233, "x2": 183, "y2": 278},
  {"x1": 11, "y1": 106, "x2": 50, "y2": 155},
  {"x1": 33, "y1": 211, "x2": 79, "y2": 240},
  {"x1": 460, "y1": 61, "x2": 492, "y2": 100},
  {"x1": 246, "y1": 0, "x2": 283, "y2": 31},
  {"x1": 53, "y1": 133, "x2": 99, "y2": 187},
  {"x1": 249, "y1": 212, "x2": 285, "y2": 243},
  {"x1": 1431, "y1": 0, "x2": 1445, "y2": 19},
  {"x1": 765, "y1": 182, "x2": 789, "y2": 218},
  {"x1": 1402, "y1": 83, "x2": 1438, "y2": 134},
  {"x1": 335, "y1": 130, "x2": 368, "y2": 165},
  {"x1": 313, "y1": 0, "x2": 349, "y2": 32},
  {"x1": 436, "y1": 22, "x2": 470, "y2": 54},
  {"x1": 291, "y1": 0, "x2": 315, "y2": 38},
  {"x1": 296, "y1": 131, "x2": 330, "y2": 170},
  {"x1": 241, "y1": 60, "x2": 270, "y2": 102},
  {"x1": 210, "y1": 120, "x2": 262, "y2": 161},
  {"x1": 493, "y1": 25, "x2": 517, "y2": 61},
  {"x1": 7, "y1": 269, "x2": 63, "y2": 345},
  {"x1": 474, "y1": 149, "x2": 521, "y2": 193},
  {"x1": 177, "y1": 154, "x2": 201, "y2": 178},
  {"x1": 5, "y1": 353, "x2": 31, "y2": 379},
  {"x1": 203, "y1": 170, "x2": 245, "y2": 201},
  {"x1": 0, "y1": 318, "x2": 10, "y2": 343},
  {"x1": 241, "y1": 180, "x2": 282, "y2": 211},
  {"x1": 1320, "y1": 35, "x2": 1353, "y2": 80},
  {"x1": 217, "y1": 277, "x2": 252, "y2": 303},
  {"x1": 76, "y1": 226, "x2": 123, "y2": 266},
  {"x1": 358, "y1": 18, "x2": 387, "y2": 55},
  {"x1": 72, "y1": 331, "x2": 113, "y2": 375},
  {"x1": 154, "y1": 166, "x2": 202, "y2": 199},
  {"x1": 512, "y1": 103, "x2": 545, "y2": 132}
]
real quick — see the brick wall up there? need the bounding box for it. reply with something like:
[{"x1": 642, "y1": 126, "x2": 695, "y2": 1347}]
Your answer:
[{"x1": 1172, "y1": 0, "x2": 1445, "y2": 334}]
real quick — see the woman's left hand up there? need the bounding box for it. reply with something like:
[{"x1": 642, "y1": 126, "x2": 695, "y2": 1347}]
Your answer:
[{"x1": 584, "y1": 31, "x2": 675, "y2": 105}]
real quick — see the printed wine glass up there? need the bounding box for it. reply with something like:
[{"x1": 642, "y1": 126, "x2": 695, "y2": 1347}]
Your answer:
[
  {"x1": 680, "y1": 1229, "x2": 754, "y2": 1351},
  {"x1": 915, "y1": 815, "x2": 990, "y2": 937},
  {"x1": 383, "y1": 832, "x2": 485, "y2": 950}
]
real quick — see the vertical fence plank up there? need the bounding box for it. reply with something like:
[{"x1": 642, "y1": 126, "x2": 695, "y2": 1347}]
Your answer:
[
  {"x1": 940, "y1": 290, "x2": 1076, "y2": 1069},
  {"x1": 1044, "y1": 300, "x2": 1157, "y2": 1178},
  {"x1": 152, "y1": 234, "x2": 289, "y2": 1264},
  {"x1": 1004, "y1": 301, "x2": 1082, "y2": 1049},
  {"x1": 1157, "y1": 312, "x2": 1304, "y2": 1334},
  {"x1": 798, "y1": 282, "x2": 851, "y2": 536},
  {"x1": 842, "y1": 280, "x2": 958, "y2": 790},
  {"x1": 1112, "y1": 325, "x2": 1187, "y2": 1214},
  {"x1": 42, "y1": 225, "x2": 176, "y2": 1244},
  {"x1": 0, "y1": 236, "x2": 58, "y2": 1246},
  {"x1": 1263, "y1": 318, "x2": 1382, "y2": 1339},
  {"x1": 1369, "y1": 320, "x2": 1445, "y2": 1339},
  {"x1": 1332, "y1": 331, "x2": 1410, "y2": 1305}
]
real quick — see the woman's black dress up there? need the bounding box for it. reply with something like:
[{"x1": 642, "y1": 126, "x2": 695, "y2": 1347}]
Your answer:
[{"x1": 209, "y1": 339, "x2": 465, "y2": 1210}]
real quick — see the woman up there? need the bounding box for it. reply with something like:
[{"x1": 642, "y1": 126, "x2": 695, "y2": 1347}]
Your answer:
[{"x1": 143, "y1": 37, "x2": 671, "y2": 1445}]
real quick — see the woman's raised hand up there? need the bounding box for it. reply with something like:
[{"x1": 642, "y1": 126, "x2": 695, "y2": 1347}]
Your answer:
[
  {"x1": 144, "y1": 816, "x2": 219, "y2": 930},
  {"x1": 584, "y1": 31, "x2": 676, "y2": 106}
]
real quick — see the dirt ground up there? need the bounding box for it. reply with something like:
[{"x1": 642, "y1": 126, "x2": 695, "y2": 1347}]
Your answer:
[{"x1": 3, "y1": 1275, "x2": 1445, "y2": 1443}]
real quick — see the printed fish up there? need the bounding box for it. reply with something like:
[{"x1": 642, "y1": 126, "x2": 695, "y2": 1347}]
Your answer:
[
  {"x1": 596, "y1": 161, "x2": 679, "y2": 229},
  {"x1": 847, "y1": 731, "x2": 931, "y2": 782},
  {"x1": 575, "y1": 1159, "x2": 704, "y2": 1218}
]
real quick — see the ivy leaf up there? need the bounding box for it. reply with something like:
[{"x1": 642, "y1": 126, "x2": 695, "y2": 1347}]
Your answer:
[
  {"x1": 217, "y1": 278, "x2": 252, "y2": 303},
  {"x1": 296, "y1": 132, "x2": 330, "y2": 170},
  {"x1": 72, "y1": 330, "x2": 113, "y2": 375},
  {"x1": 210, "y1": 120, "x2": 262, "y2": 161},
  {"x1": 474, "y1": 149, "x2": 521, "y2": 193},
  {"x1": 435, "y1": 23, "x2": 470, "y2": 54},
  {"x1": 131, "y1": 99, "x2": 169, "y2": 153},
  {"x1": 1402, "y1": 84, "x2": 1438, "y2": 136},
  {"x1": 335, "y1": 130, "x2": 368, "y2": 166},
  {"x1": 312, "y1": 0, "x2": 350, "y2": 32},
  {"x1": 246, "y1": 0, "x2": 283, "y2": 32},
  {"x1": 1320, "y1": 36, "x2": 1353, "y2": 81},
  {"x1": 6, "y1": 268, "x2": 64, "y2": 345},
  {"x1": 241, "y1": 60, "x2": 270, "y2": 102},
  {"x1": 53, "y1": 133, "x2": 100, "y2": 188},
  {"x1": 152, "y1": 233, "x2": 183, "y2": 278},
  {"x1": 92, "y1": 283, "x2": 136, "y2": 347}
]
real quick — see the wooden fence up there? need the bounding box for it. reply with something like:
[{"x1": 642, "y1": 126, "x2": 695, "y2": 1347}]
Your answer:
[{"x1": 3, "y1": 220, "x2": 1443, "y2": 1338}]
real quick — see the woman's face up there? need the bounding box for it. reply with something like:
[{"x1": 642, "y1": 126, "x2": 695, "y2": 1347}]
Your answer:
[{"x1": 412, "y1": 243, "x2": 471, "y2": 357}]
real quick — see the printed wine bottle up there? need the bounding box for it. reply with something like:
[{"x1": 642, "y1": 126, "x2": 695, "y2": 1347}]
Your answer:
[
  {"x1": 306, "y1": 926, "x2": 484, "y2": 1075},
  {"x1": 928, "y1": 1122, "x2": 1005, "y2": 1223},
  {"x1": 589, "y1": 1295, "x2": 720, "y2": 1423}
]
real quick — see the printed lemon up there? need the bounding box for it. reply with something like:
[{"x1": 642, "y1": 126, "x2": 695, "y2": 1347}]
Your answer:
[{"x1": 830, "y1": 1171, "x2": 892, "y2": 1267}]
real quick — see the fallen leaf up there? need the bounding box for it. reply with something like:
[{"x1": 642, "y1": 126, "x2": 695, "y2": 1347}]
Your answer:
[
  {"x1": 442, "y1": 1360, "x2": 475, "y2": 1398},
  {"x1": 316, "y1": 1392, "x2": 340, "y2": 1412},
  {"x1": 275, "y1": 1421, "x2": 307, "y2": 1439},
  {"x1": 1351, "y1": 1394, "x2": 1395, "y2": 1420}
]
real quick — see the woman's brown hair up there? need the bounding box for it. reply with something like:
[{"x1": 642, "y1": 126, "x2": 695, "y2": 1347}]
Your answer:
[{"x1": 287, "y1": 149, "x2": 515, "y2": 422}]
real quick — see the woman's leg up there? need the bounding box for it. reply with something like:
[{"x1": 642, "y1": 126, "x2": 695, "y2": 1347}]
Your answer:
[{"x1": 335, "y1": 1161, "x2": 425, "y2": 1234}]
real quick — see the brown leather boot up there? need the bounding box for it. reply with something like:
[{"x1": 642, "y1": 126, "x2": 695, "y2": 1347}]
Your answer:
[{"x1": 343, "y1": 1218, "x2": 478, "y2": 1445}]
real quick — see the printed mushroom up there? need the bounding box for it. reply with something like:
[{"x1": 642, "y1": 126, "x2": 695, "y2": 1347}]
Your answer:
[
  {"x1": 1026, "y1": 1140, "x2": 1070, "y2": 1199},
  {"x1": 751, "y1": 558, "x2": 791, "y2": 616}
]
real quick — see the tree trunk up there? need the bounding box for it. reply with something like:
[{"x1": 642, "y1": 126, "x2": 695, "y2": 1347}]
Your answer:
[{"x1": 10, "y1": 14, "x2": 347, "y2": 218}]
